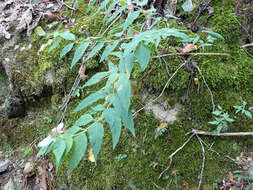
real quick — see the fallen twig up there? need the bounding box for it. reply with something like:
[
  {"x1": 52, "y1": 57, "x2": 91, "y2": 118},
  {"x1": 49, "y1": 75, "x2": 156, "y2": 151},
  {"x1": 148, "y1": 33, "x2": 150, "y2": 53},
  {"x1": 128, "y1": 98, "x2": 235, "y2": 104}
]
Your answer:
[
  {"x1": 152, "y1": 52, "x2": 231, "y2": 59},
  {"x1": 196, "y1": 135, "x2": 205, "y2": 190},
  {"x1": 133, "y1": 61, "x2": 186, "y2": 117},
  {"x1": 191, "y1": 129, "x2": 253, "y2": 136},
  {"x1": 241, "y1": 43, "x2": 253, "y2": 49},
  {"x1": 196, "y1": 66, "x2": 215, "y2": 112}
]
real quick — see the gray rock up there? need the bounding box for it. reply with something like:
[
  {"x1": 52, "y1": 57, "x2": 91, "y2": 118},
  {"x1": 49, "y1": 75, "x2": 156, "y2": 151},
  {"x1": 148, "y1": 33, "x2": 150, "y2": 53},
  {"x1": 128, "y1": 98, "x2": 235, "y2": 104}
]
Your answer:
[{"x1": 0, "y1": 159, "x2": 10, "y2": 173}]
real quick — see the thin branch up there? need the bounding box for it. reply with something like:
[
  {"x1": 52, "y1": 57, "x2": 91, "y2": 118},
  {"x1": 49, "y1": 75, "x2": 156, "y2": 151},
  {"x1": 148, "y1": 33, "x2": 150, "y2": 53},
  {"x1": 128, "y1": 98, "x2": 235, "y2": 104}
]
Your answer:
[
  {"x1": 152, "y1": 52, "x2": 231, "y2": 59},
  {"x1": 241, "y1": 43, "x2": 253, "y2": 49},
  {"x1": 196, "y1": 135, "x2": 205, "y2": 190},
  {"x1": 159, "y1": 133, "x2": 195, "y2": 179},
  {"x1": 196, "y1": 66, "x2": 215, "y2": 112},
  {"x1": 191, "y1": 129, "x2": 253, "y2": 136},
  {"x1": 101, "y1": 12, "x2": 122, "y2": 36},
  {"x1": 133, "y1": 61, "x2": 186, "y2": 117}
]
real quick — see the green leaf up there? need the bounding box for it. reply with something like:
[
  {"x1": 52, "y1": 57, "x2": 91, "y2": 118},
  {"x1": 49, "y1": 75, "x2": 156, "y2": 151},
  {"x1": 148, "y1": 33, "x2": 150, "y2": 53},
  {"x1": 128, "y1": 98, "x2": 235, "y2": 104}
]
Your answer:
[
  {"x1": 105, "y1": 73, "x2": 119, "y2": 92},
  {"x1": 53, "y1": 139, "x2": 66, "y2": 171},
  {"x1": 83, "y1": 72, "x2": 109, "y2": 87},
  {"x1": 106, "y1": 5, "x2": 127, "y2": 24},
  {"x1": 182, "y1": 0, "x2": 194, "y2": 12},
  {"x1": 123, "y1": 11, "x2": 140, "y2": 33},
  {"x1": 136, "y1": 0, "x2": 148, "y2": 6},
  {"x1": 71, "y1": 42, "x2": 90, "y2": 69},
  {"x1": 208, "y1": 121, "x2": 219, "y2": 125},
  {"x1": 73, "y1": 90, "x2": 106, "y2": 113},
  {"x1": 85, "y1": 42, "x2": 105, "y2": 61},
  {"x1": 119, "y1": 53, "x2": 135, "y2": 76},
  {"x1": 88, "y1": 122, "x2": 104, "y2": 163},
  {"x1": 74, "y1": 114, "x2": 94, "y2": 127},
  {"x1": 86, "y1": 0, "x2": 97, "y2": 13},
  {"x1": 202, "y1": 30, "x2": 225, "y2": 40},
  {"x1": 108, "y1": 61, "x2": 118, "y2": 72},
  {"x1": 48, "y1": 38, "x2": 62, "y2": 53},
  {"x1": 103, "y1": 1, "x2": 119, "y2": 24},
  {"x1": 60, "y1": 42, "x2": 74, "y2": 59},
  {"x1": 135, "y1": 43, "x2": 150, "y2": 71},
  {"x1": 37, "y1": 146, "x2": 48, "y2": 157},
  {"x1": 245, "y1": 111, "x2": 252, "y2": 119},
  {"x1": 89, "y1": 104, "x2": 105, "y2": 114},
  {"x1": 59, "y1": 31, "x2": 75, "y2": 41},
  {"x1": 62, "y1": 136, "x2": 73, "y2": 159},
  {"x1": 69, "y1": 133, "x2": 87, "y2": 173},
  {"x1": 102, "y1": 108, "x2": 122, "y2": 149},
  {"x1": 193, "y1": 36, "x2": 200, "y2": 45},
  {"x1": 100, "y1": 41, "x2": 120, "y2": 62},
  {"x1": 64, "y1": 126, "x2": 82, "y2": 136},
  {"x1": 212, "y1": 110, "x2": 222, "y2": 116},
  {"x1": 93, "y1": 0, "x2": 110, "y2": 16}
]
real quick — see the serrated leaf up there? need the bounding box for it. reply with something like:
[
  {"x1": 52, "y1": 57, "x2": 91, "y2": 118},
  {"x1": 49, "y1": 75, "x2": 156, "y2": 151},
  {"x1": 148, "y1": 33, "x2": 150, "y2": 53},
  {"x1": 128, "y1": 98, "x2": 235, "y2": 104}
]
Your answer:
[
  {"x1": 59, "y1": 31, "x2": 75, "y2": 41},
  {"x1": 86, "y1": 0, "x2": 97, "y2": 13},
  {"x1": 202, "y1": 30, "x2": 225, "y2": 40},
  {"x1": 103, "y1": 1, "x2": 119, "y2": 23},
  {"x1": 62, "y1": 136, "x2": 73, "y2": 159},
  {"x1": 73, "y1": 90, "x2": 106, "y2": 113},
  {"x1": 60, "y1": 42, "x2": 74, "y2": 59},
  {"x1": 88, "y1": 122, "x2": 104, "y2": 163},
  {"x1": 83, "y1": 72, "x2": 109, "y2": 87},
  {"x1": 71, "y1": 42, "x2": 90, "y2": 69},
  {"x1": 93, "y1": 0, "x2": 110, "y2": 16},
  {"x1": 245, "y1": 111, "x2": 252, "y2": 119},
  {"x1": 74, "y1": 114, "x2": 94, "y2": 127},
  {"x1": 135, "y1": 43, "x2": 150, "y2": 71},
  {"x1": 122, "y1": 11, "x2": 140, "y2": 33},
  {"x1": 53, "y1": 139, "x2": 66, "y2": 171},
  {"x1": 48, "y1": 38, "x2": 62, "y2": 53},
  {"x1": 106, "y1": 5, "x2": 127, "y2": 24},
  {"x1": 136, "y1": 0, "x2": 148, "y2": 6},
  {"x1": 108, "y1": 61, "x2": 118, "y2": 72},
  {"x1": 100, "y1": 41, "x2": 120, "y2": 62},
  {"x1": 69, "y1": 133, "x2": 87, "y2": 173},
  {"x1": 85, "y1": 42, "x2": 104, "y2": 62},
  {"x1": 37, "y1": 146, "x2": 48, "y2": 157},
  {"x1": 182, "y1": 0, "x2": 194, "y2": 12},
  {"x1": 119, "y1": 53, "x2": 135, "y2": 76},
  {"x1": 103, "y1": 108, "x2": 122, "y2": 149},
  {"x1": 64, "y1": 126, "x2": 82, "y2": 136}
]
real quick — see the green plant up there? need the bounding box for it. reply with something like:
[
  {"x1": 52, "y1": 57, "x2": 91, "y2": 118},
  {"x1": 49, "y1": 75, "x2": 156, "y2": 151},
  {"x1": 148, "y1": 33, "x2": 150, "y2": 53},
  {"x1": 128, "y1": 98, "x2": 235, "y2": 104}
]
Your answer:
[
  {"x1": 233, "y1": 101, "x2": 252, "y2": 119},
  {"x1": 37, "y1": 0, "x2": 225, "y2": 172},
  {"x1": 208, "y1": 105, "x2": 234, "y2": 133},
  {"x1": 233, "y1": 166, "x2": 253, "y2": 190}
]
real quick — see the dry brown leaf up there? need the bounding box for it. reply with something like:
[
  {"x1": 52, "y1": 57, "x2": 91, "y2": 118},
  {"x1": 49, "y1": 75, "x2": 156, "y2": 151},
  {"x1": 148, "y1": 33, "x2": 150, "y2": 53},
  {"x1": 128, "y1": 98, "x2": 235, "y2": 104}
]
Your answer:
[
  {"x1": 37, "y1": 166, "x2": 47, "y2": 190},
  {"x1": 176, "y1": 43, "x2": 197, "y2": 54},
  {"x1": 88, "y1": 149, "x2": 95, "y2": 163},
  {"x1": 157, "y1": 123, "x2": 168, "y2": 131},
  {"x1": 79, "y1": 64, "x2": 88, "y2": 81},
  {"x1": 44, "y1": 10, "x2": 59, "y2": 22},
  {"x1": 228, "y1": 171, "x2": 234, "y2": 182},
  {"x1": 81, "y1": 25, "x2": 89, "y2": 30}
]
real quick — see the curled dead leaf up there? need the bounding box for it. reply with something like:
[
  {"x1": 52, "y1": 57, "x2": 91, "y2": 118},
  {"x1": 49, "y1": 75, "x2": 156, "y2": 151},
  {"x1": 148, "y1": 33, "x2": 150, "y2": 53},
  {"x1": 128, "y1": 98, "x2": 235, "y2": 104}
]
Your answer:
[
  {"x1": 157, "y1": 123, "x2": 168, "y2": 131},
  {"x1": 81, "y1": 25, "x2": 89, "y2": 30},
  {"x1": 79, "y1": 64, "x2": 88, "y2": 81},
  {"x1": 88, "y1": 149, "x2": 95, "y2": 163},
  {"x1": 44, "y1": 10, "x2": 59, "y2": 22},
  {"x1": 176, "y1": 43, "x2": 198, "y2": 54}
]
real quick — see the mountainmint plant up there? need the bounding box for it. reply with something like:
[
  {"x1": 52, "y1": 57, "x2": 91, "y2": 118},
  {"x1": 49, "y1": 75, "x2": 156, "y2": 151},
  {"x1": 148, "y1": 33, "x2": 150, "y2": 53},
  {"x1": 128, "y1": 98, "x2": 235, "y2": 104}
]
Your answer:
[{"x1": 37, "y1": 0, "x2": 225, "y2": 172}]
